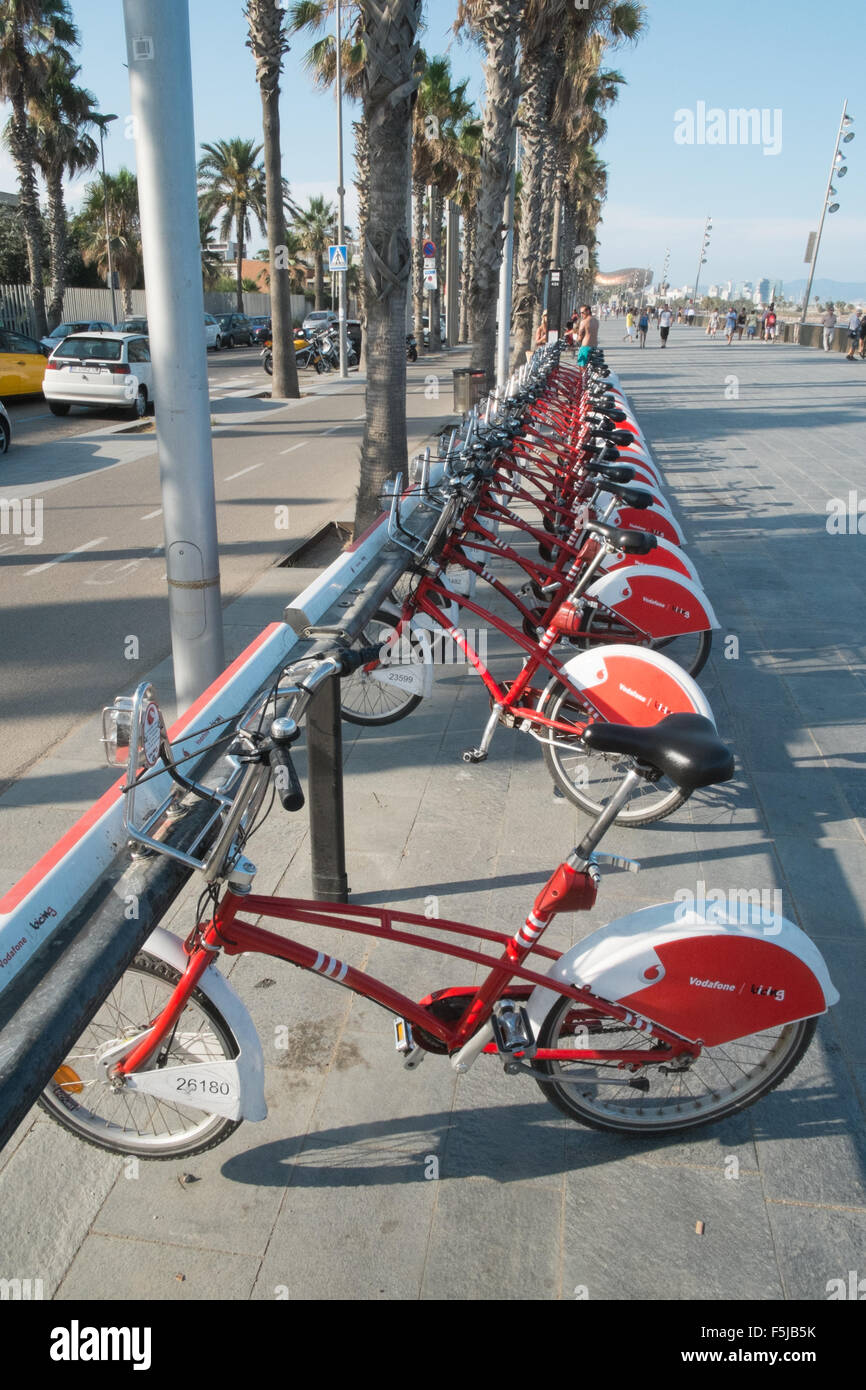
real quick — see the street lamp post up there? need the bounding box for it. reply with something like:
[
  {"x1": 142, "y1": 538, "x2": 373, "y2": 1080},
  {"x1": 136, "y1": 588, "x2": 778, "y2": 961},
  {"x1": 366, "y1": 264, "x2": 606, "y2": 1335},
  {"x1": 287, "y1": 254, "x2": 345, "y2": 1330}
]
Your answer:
[
  {"x1": 692, "y1": 215, "x2": 712, "y2": 310},
  {"x1": 800, "y1": 100, "x2": 854, "y2": 325},
  {"x1": 98, "y1": 114, "x2": 119, "y2": 324},
  {"x1": 335, "y1": 0, "x2": 348, "y2": 377}
]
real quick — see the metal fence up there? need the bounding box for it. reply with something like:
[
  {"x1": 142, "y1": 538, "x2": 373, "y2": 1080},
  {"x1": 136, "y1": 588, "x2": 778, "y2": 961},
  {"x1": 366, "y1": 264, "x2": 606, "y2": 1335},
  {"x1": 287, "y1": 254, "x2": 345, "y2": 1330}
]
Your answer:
[{"x1": 0, "y1": 283, "x2": 310, "y2": 337}]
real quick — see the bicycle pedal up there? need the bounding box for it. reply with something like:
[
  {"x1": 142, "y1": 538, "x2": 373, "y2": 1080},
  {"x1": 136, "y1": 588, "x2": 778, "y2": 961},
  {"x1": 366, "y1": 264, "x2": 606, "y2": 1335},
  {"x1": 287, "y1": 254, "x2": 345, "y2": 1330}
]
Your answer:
[
  {"x1": 393, "y1": 1018, "x2": 425, "y2": 1069},
  {"x1": 491, "y1": 1003, "x2": 534, "y2": 1055},
  {"x1": 461, "y1": 748, "x2": 488, "y2": 763}
]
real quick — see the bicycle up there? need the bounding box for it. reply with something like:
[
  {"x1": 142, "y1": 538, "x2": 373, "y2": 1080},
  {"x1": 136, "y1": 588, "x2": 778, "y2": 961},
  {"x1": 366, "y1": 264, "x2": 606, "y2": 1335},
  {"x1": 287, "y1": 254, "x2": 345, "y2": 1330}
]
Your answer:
[{"x1": 39, "y1": 655, "x2": 837, "y2": 1158}]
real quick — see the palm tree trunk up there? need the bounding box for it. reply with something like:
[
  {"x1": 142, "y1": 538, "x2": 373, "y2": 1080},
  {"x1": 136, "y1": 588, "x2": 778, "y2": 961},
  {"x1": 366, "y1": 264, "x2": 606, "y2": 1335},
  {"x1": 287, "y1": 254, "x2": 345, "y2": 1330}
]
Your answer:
[
  {"x1": 354, "y1": 0, "x2": 421, "y2": 532},
  {"x1": 511, "y1": 56, "x2": 557, "y2": 369},
  {"x1": 46, "y1": 164, "x2": 67, "y2": 330},
  {"x1": 7, "y1": 95, "x2": 47, "y2": 338},
  {"x1": 458, "y1": 206, "x2": 472, "y2": 342},
  {"x1": 429, "y1": 185, "x2": 443, "y2": 351},
  {"x1": 353, "y1": 117, "x2": 369, "y2": 371},
  {"x1": 467, "y1": 0, "x2": 521, "y2": 387},
  {"x1": 248, "y1": 0, "x2": 300, "y2": 400},
  {"x1": 412, "y1": 176, "x2": 425, "y2": 352}
]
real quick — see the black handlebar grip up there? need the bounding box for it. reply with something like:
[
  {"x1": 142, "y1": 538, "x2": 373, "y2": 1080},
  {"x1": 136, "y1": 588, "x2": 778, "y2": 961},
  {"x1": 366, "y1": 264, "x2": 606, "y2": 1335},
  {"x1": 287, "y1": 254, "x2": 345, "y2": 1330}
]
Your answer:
[
  {"x1": 338, "y1": 643, "x2": 386, "y2": 677},
  {"x1": 268, "y1": 745, "x2": 305, "y2": 812}
]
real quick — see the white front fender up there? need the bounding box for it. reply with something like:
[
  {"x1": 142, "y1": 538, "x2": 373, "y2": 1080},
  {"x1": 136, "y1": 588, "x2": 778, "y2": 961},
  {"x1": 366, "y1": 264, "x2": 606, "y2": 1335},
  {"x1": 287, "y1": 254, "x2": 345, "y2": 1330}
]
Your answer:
[{"x1": 140, "y1": 926, "x2": 267, "y2": 1121}]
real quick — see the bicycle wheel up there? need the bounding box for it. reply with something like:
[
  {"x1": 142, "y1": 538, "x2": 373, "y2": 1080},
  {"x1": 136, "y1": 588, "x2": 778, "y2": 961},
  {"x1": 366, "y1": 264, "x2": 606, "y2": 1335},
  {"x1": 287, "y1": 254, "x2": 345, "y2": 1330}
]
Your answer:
[
  {"x1": 580, "y1": 608, "x2": 712, "y2": 680},
  {"x1": 534, "y1": 998, "x2": 817, "y2": 1135},
  {"x1": 538, "y1": 679, "x2": 688, "y2": 825},
  {"x1": 39, "y1": 953, "x2": 241, "y2": 1159},
  {"x1": 340, "y1": 608, "x2": 424, "y2": 726}
]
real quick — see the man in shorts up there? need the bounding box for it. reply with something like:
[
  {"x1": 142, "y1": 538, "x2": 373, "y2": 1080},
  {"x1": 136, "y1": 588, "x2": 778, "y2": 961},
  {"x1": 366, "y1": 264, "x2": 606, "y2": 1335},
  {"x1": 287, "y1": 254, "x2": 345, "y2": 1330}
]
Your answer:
[
  {"x1": 576, "y1": 303, "x2": 599, "y2": 364},
  {"x1": 658, "y1": 304, "x2": 673, "y2": 347}
]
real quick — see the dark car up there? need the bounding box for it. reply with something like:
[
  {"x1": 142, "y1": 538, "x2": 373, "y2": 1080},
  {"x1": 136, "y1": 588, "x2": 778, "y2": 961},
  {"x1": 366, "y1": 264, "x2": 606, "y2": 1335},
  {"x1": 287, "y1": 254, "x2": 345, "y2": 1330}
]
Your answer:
[
  {"x1": 248, "y1": 316, "x2": 272, "y2": 344},
  {"x1": 216, "y1": 313, "x2": 254, "y2": 348}
]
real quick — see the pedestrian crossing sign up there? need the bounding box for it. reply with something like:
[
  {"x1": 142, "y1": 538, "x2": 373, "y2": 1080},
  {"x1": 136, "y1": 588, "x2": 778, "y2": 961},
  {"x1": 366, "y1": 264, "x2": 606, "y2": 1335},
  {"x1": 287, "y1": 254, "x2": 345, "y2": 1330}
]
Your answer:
[{"x1": 328, "y1": 244, "x2": 348, "y2": 271}]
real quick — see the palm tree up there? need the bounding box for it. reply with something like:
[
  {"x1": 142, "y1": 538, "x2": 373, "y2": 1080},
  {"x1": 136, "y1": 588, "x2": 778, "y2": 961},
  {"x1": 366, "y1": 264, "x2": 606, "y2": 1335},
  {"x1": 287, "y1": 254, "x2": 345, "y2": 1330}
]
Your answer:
[
  {"x1": 28, "y1": 50, "x2": 99, "y2": 327},
  {"x1": 455, "y1": 0, "x2": 522, "y2": 383},
  {"x1": 77, "y1": 167, "x2": 142, "y2": 314},
  {"x1": 0, "y1": 0, "x2": 78, "y2": 337},
  {"x1": 412, "y1": 55, "x2": 475, "y2": 353},
  {"x1": 200, "y1": 208, "x2": 224, "y2": 289},
  {"x1": 353, "y1": 0, "x2": 421, "y2": 532},
  {"x1": 454, "y1": 119, "x2": 480, "y2": 344},
  {"x1": 244, "y1": 0, "x2": 300, "y2": 399},
  {"x1": 198, "y1": 137, "x2": 268, "y2": 312},
  {"x1": 293, "y1": 194, "x2": 337, "y2": 311},
  {"x1": 511, "y1": 1, "x2": 644, "y2": 367}
]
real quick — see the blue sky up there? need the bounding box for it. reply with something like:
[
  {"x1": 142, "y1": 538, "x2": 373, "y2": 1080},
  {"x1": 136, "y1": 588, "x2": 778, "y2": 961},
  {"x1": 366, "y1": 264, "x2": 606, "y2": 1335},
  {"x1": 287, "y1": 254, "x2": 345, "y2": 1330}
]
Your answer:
[{"x1": 1, "y1": 0, "x2": 863, "y2": 290}]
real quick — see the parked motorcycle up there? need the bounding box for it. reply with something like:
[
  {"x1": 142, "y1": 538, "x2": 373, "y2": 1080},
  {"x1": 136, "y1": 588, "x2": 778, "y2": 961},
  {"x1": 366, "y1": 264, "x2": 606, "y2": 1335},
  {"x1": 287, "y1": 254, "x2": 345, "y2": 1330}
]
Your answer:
[{"x1": 407, "y1": 333, "x2": 418, "y2": 362}]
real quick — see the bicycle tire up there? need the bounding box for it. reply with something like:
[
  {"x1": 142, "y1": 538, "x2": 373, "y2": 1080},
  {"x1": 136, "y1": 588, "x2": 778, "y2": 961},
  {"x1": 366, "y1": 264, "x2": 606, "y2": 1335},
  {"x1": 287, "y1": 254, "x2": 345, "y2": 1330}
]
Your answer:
[
  {"x1": 538, "y1": 679, "x2": 689, "y2": 825},
  {"x1": 39, "y1": 953, "x2": 242, "y2": 1159},
  {"x1": 534, "y1": 999, "x2": 817, "y2": 1135},
  {"x1": 340, "y1": 608, "x2": 425, "y2": 726}
]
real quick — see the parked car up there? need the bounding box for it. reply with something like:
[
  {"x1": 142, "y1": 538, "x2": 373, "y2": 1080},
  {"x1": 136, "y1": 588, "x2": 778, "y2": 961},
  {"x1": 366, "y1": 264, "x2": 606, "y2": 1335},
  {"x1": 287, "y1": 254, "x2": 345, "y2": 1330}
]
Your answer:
[
  {"x1": 0, "y1": 399, "x2": 11, "y2": 453},
  {"x1": 422, "y1": 313, "x2": 448, "y2": 347},
  {"x1": 302, "y1": 309, "x2": 338, "y2": 335},
  {"x1": 114, "y1": 317, "x2": 148, "y2": 334},
  {"x1": 43, "y1": 332, "x2": 154, "y2": 418},
  {"x1": 40, "y1": 319, "x2": 114, "y2": 354},
  {"x1": 204, "y1": 313, "x2": 223, "y2": 350},
  {"x1": 0, "y1": 328, "x2": 48, "y2": 396},
  {"x1": 216, "y1": 312, "x2": 254, "y2": 348},
  {"x1": 248, "y1": 315, "x2": 271, "y2": 344}
]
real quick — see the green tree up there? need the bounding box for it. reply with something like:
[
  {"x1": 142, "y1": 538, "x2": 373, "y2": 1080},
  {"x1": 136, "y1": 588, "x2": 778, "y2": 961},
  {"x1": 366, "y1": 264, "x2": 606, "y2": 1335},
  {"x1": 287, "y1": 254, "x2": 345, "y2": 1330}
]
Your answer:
[
  {"x1": 28, "y1": 49, "x2": 99, "y2": 326},
  {"x1": 245, "y1": 0, "x2": 300, "y2": 398},
  {"x1": 292, "y1": 193, "x2": 337, "y2": 310},
  {"x1": 198, "y1": 137, "x2": 268, "y2": 312},
  {"x1": 76, "y1": 167, "x2": 142, "y2": 313},
  {"x1": 0, "y1": 0, "x2": 78, "y2": 336}
]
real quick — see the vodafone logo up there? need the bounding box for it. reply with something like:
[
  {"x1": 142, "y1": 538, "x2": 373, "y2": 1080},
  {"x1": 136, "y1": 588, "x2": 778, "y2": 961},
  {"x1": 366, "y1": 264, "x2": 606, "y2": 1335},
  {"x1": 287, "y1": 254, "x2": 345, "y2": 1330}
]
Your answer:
[{"x1": 618, "y1": 683, "x2": 647, "y2": 703}]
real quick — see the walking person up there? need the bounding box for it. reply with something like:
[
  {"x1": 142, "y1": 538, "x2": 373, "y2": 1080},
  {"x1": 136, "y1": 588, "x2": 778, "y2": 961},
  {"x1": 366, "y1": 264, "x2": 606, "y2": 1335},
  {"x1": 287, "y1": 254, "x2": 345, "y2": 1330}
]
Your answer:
[
  {"x1": 623, "y1": 307, "x2": 635, "y2": 343},
  {"x1": 658, "y1": 303, "x2": 673, "y2": 347},
  {"x1": 576, "y1": 303, "x2": 600, "y2": 365},
  {"x1": 707, "y1": 309, "x2": 720, "y2": 339},
  {"x1": 725, "y1": 307, "x2": 738, "y2": 344},
  {"x1": 765, "y1": 304, "x2": 778, "y2": 342},
  {"x1": 858, "y1": 313, "x2": 866, "y2": 359},
  {"x1": 821, "y1": 305, "x2": 837, "y2": 351},
  {"x1": 637, "y1": 308, "x2": 649, "y2": 347},
  {"x1": 736, "y1": 308, "x2": 747, "y2": 340},
  {"x1": 845, "y1": 309, "x2": 860, "y2": 360},
  {"x1": 747, "y1": 312, "x2": 758, "y2": 340},
  {"x1": 534, "y1": 310, "x2": 549, "y2": 349}
]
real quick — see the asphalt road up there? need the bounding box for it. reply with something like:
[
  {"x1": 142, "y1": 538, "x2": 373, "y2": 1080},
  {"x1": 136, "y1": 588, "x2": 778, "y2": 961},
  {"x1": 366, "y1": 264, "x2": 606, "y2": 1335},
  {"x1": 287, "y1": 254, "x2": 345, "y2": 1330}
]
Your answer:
[
  {"x1": 0, "y1": 352, "x2": 462, "y2": 794},
  {"x1": 3, "y1": 344, "x2": 271, "y2": 450}
]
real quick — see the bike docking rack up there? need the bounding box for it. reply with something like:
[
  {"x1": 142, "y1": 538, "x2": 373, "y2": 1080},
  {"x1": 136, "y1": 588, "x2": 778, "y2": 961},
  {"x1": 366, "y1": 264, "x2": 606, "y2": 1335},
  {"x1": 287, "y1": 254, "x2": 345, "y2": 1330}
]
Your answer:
[{"x1": 0, "y1": 453, "x2": 473, "y2": 1153}]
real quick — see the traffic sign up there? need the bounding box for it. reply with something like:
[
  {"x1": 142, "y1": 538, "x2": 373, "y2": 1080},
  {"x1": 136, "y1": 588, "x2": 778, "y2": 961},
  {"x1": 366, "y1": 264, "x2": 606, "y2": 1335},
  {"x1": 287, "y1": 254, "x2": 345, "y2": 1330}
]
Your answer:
[
  {"x1": 424, "y1": 269, "x2": 438, "y2": 290},
  {"x1": 423, "y1": 255, "x2": 436, "y2": 272},
  {"x1": 422, "y1": 239, "x2": 436, "y2": 259},
  {"x1": 328, "y1": 244, "x2": 348, "y2": 272}
]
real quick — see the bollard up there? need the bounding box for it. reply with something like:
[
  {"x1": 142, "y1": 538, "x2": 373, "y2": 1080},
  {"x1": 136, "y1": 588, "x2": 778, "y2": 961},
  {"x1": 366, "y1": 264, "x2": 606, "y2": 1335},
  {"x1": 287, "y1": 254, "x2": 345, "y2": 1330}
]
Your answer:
[{"x1": 307, "y1": 674, "x2": 349, "y2": 901}]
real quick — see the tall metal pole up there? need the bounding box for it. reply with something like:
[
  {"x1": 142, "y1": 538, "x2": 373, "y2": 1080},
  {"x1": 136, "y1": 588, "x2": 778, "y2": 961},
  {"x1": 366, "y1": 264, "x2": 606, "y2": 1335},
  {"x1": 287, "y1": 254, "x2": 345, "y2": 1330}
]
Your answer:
[
  {"x1": 122, "y1": 0, "x2": 224, "y2": 709},
  {"x1": 496, "y1": 125, "x2": 518, "y2": 389},
  {"x1": 800, "y1": 100, "x2": 849, "y2": 325},
  {"x1": 99, "y1": 120, "x2": 119, "y2": 325},
  {"x1": 692, "y1": 215, "x2": 711, "y2": 308},
  {"x1": 335, "y1": 0, "x2": 348, "y2": 376},
  {"x1": 445, "y1": 199, "x2": 459, "y2": 347}
]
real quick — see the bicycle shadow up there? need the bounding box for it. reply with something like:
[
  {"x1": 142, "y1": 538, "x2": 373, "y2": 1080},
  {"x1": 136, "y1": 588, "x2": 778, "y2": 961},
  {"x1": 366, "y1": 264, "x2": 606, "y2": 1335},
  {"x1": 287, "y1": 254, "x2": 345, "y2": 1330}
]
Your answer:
[{"x1": 220, "y1": 1080, "x2": 850, "y2": 1190}]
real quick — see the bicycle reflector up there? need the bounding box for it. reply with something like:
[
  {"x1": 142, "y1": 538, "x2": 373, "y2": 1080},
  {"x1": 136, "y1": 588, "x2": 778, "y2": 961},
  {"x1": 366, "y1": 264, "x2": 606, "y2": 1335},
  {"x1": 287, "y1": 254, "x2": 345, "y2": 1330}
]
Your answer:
[{"x1": 101, "y1": 695, "x2": 135, "y2": 766}]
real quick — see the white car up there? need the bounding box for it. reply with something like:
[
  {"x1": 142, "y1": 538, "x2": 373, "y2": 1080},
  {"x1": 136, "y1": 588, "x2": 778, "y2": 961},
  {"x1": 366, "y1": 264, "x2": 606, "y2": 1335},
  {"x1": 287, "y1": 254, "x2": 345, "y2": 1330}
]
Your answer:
[
  {"x1": 204, "y1": 314, "x2": 223, "y2": 350},
  {"x1": 43, "y1": 332, "x2": 154, "y2": 418}
]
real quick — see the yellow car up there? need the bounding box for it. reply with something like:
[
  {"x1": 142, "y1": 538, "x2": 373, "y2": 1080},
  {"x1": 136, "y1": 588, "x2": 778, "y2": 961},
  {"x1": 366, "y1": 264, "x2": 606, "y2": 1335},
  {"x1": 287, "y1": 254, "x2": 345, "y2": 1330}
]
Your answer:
[{"x1": 0, "y1": 328, "x2": 48, "y2": 396}]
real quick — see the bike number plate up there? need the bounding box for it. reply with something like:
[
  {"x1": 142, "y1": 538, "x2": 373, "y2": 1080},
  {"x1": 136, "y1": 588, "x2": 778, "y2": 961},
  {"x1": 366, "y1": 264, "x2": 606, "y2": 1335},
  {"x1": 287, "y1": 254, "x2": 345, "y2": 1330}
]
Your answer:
[{"x1": 123, "y1": 1060, "x2": 243, "y2": 1119}]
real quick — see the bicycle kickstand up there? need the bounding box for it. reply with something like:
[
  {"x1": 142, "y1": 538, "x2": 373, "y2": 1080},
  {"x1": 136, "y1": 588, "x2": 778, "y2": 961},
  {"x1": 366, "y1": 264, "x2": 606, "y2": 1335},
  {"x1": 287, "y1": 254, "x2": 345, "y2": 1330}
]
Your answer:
[{"x1": 462, "y1": 702, "x2": 503, "y2": 764}]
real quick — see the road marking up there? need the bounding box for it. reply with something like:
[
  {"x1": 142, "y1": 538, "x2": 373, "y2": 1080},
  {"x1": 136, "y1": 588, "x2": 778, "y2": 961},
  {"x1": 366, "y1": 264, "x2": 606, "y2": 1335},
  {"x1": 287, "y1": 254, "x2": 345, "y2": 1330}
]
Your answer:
[
  {"x1": 140, "y1": 508, "x2": 162, "y2": 520},
  {"x1": 280, "y1": 441, "x2": 308, "y2": 455},
  {"x1": 225, "y1": 463, "x2": 264, "y2": 481},
  {"x1": 26, "y1": 536, "x2": 107, "y2": 577}
]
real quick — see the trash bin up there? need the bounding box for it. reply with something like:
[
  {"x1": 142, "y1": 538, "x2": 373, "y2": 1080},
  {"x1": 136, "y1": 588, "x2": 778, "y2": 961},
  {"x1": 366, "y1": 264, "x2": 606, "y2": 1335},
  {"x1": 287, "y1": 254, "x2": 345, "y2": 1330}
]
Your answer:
[{"x1": 453, "y1": 367, "x2": 488, "y2": 414}]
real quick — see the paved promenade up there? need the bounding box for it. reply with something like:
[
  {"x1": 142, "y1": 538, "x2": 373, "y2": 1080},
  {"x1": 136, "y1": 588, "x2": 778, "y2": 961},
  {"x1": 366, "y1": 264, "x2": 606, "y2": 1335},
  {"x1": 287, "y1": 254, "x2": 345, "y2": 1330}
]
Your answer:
[{"x1": 1, "y1": 322, "x2": 864, "y2": 1301}]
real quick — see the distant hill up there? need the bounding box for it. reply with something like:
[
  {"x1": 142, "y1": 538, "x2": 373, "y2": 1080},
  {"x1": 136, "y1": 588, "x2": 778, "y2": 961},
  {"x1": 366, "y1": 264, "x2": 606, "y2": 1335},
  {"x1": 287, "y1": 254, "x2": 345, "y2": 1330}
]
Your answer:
[{"x1": 783, "y1": 278, "x2": 866, "y2": 302}]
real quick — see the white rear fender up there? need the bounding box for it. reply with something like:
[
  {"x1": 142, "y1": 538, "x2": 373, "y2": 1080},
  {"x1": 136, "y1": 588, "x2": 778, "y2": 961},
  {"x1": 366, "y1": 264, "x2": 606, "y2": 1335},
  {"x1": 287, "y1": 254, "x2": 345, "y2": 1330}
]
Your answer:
[
  {"x1": 139, "y1": 926, "x2": 267, "y2": 1122},
  {"x1": 585, "y1": 565, "x2": 719, "y2": 636},
  {"x1": 548, "y1": 643, "x2": 713, "y2": 724},
  {"x1": 526, "y1": 902, "x2": 838, "y2": 1048},
  {"x1": 601, "y1": 536, "x2": 702, "y2": 585}
]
